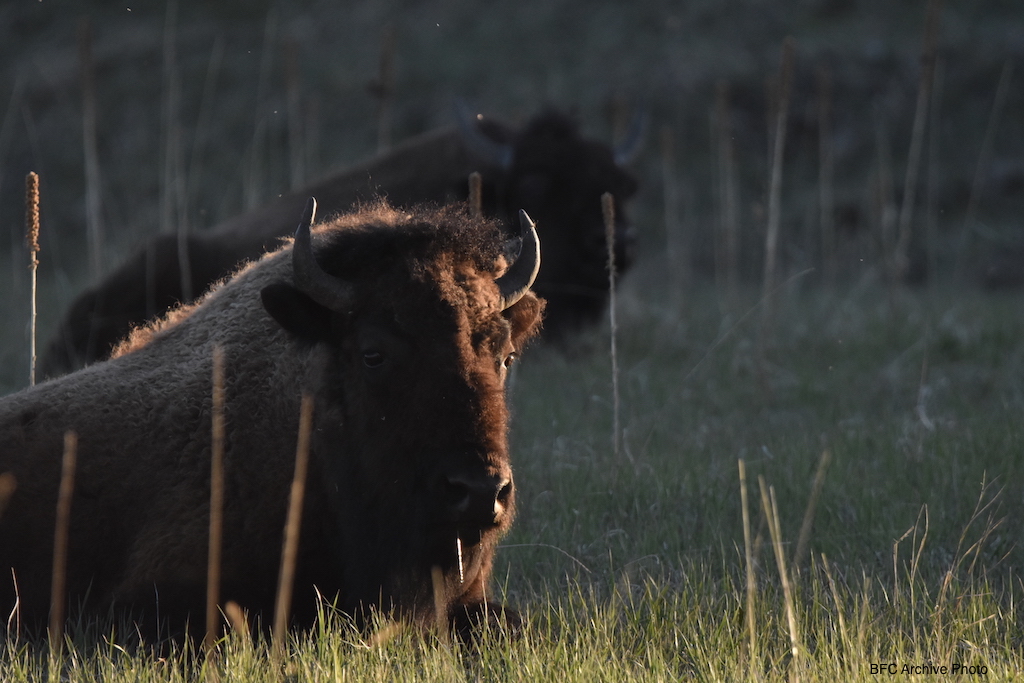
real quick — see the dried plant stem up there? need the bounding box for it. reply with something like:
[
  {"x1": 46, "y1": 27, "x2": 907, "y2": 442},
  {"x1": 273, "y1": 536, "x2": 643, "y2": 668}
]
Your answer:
[
  {"x1": 602, "y1": 193, "x2": 622, "y2": 461},
  {"x1": 894, "y1": 0, "x2": 943, "y2": 281},
  {"x1": 759, "y1": 475, "x2": 801, "y2": 683},
  {"x1": 820, "y1": 553, "x2": 850, "y2": 656},
  {"x1": 925, "y1": 58, "x2": 944, "y2": 287},
  {"x1": 738, "y1": 460, "x2": 758, "y2": 677},
  {"x1": 49, "y1": 431, "x2": 78, "y2": 652},
  {"x1": 375, "y1": 23, "x2": 396, "y2": 153},
  {"x1": 759, "y1": 37, "x2": 796, "y2": 355},
  {"x1": 243, "y1": 9, "x2": 277, "y2": 210},
  {"x1": 0, "y1": 473, "x2": 16, "y2": 521},
  {"x1": 468, "y1": 172, "x2": 483, "y2": 219},
  {"x1": 873, "y1": 116, "x2": 897, "y2": 299},
  {"x1": 660, "y1": 125, "x2": 687, "y2": 299},
  {"x1": 159, "y1": 1, "x2": 176, "y2": 238},
  {"x1": 431, "y1": 566, "x2": 449, "y2": 643},
  {"x1": 305, "y1": 94, "x2": 322, "y2": 181},
  {"x1": 715, "y1": 81, "x2": 739, "y2": 306},
  {"x1": 955, "y1": 60, "x2": 1014, "y2": 280},
  {"x1": 161, "y1": 0, "x2": 191, "y2": 301},
  {"x1": 25, "y1": 172, "x2": 40, "y2": 387},
  {"x1": 205, "y1": 346, "x2": 226, "y2": 651},
  {"x1": 794, "y1": 449, "x2": 832, "y2": 570},
  {"x1": 224, "y1": 601, "x2": 250, "y2": 644},
  {"x1": 284, "y1": 39, "x2": 305, "y2": 190},
  {"x1": 816, "y1": 64, "x2": 836, "y2": 287},
  {"x1": 272, "y1": 394, "x2": 314, "y2": 663},
  {"x1": 708, "y1": 110, "x2": 724, "y2": 298},
  {"x1": 79, "y1": 18, "x2": 103, "y2": 280},
  {"x1": 187, "y1": 35, "x2": 224, "y2": 212}
]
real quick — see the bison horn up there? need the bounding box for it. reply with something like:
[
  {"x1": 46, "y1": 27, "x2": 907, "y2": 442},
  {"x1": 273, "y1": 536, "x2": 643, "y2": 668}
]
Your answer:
[
  {"x1": 496, "y1": 210, "x2": 541, "y2": 311},
  {"x1": 613, "y1": 108, "x2": 648, "y2": 166},
  {"x1": 292, "y1": 197, "x2": 356, "y2": 311},
  {"x1": 455, "y1": 100, "x2": 514, "y2": 170}
]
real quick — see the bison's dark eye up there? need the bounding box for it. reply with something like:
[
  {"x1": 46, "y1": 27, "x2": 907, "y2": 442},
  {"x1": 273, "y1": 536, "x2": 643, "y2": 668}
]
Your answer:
[
  {"x1": 363, "y1": 351, "x2": 385, "y2": 368},
  {"x1": 502, "y1": 352, "x2": 518, "y2": 370}
]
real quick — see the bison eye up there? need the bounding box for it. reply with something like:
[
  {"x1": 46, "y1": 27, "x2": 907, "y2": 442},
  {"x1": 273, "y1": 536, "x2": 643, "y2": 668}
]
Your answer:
[
  {"x1": 502, "y1": 352, "x2": 518, "y2": 370},
  {"x1": 363, "y1": 351, "x2": 385, "y2": 368}
]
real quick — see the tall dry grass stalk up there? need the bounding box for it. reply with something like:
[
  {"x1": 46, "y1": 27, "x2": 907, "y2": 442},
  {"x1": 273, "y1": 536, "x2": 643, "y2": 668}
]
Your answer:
[
  {"x1": 0, "y1": 473, "x2": 16, "y2": 522},
  {"x1": 285, "y1": 39, "x2": 305, "y2": 190},
  {"x1": 49, "y1": 431, "x2": 78, "y2": 652},
  {"x1": 374, "y1": 23, "x2": 397, "y2": 153},
  {"x1": 872, "y1": 116, "x2": 898, "y2": 300},
  {"x1": 759, "y1": 475, "x2": 801, "y2": 683},
  {"x1": 243, "y1": 8, "x2": 278, "y2": 211},
  {"x1": 602, "y1": 193, "x2": 622, "y2": 461},
  {"x1": 894, "y1": 0, "x2": 943, "y2": 282},
  {"x1": 160, "y1": 0, "x2": 192, "y2": 302},
  {"x1": 955, "y1": 59, "x2": 1014, "y2": 281},
  {"x1": 737, "y1": 460, "x2": 758, "y2": 679},
  {"x1": 660, "y1": 125, "x2": 688, "y2": 300},
  {"x1": 759, "y1": 37, "x2": 796, "y2": 356},
  {"x1": 205, "y1": 346, "x2": 226, "y2": 650},
  {"x1": 272, "y1": 394, "x2": 314, "y2": 662},
  {"x1": 305, "y1": 94, "x2": 322, "y2": 181},
  {"x1": 224, "y1": 601, "x2": 249, "y2": 644},
  {"x1": 925, "y1": 58, "x2": 944, "y2": 287},
  {"x1": 819, "y1": 553, "x2": 850, "y2": 657},
  {"x1": 78, "y1": 18, "x2": 103, "y2": 281},
  {"x1": 187, "y1": 35, "x2": 225, "y2": 217},
  {"x1": 891, "y1": 505, "x2": 929, "y2": 616},
  {"x1": 25, "y1": 171, "x2": 40, "y2": 387},
  {"x1": 816, "y1": 65, "x2": 836, "y2": 288},
  {"x1": 715, "y1": 81, "x2": 739, "y2": 306},
  {"x1": 431, "y1": 566, "x2": 449, "y2": 644},
  {"x1": 793, "y1": 449, "x2": 831, "y2": 571},
  {"x1": 469, "y1": 171, "x2": 483, "y2": 219}
]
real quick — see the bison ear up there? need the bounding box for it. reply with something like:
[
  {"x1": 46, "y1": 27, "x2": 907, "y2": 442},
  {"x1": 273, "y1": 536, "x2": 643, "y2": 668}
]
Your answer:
[
  {"x1": 261, "y1": 282, "x2": 333, "y2": 342},
  {"x1": 503, "y1": 291, "x2": 545, "y2": 350}
]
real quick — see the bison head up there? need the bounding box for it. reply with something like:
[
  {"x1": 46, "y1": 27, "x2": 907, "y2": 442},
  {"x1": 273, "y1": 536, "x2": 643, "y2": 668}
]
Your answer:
[
  {"x1": 260, "y1": 199, "x2": 543, "y2": 629},
  {"x1": 458, "y1": 107, "x2": 641, "y2": 334}
]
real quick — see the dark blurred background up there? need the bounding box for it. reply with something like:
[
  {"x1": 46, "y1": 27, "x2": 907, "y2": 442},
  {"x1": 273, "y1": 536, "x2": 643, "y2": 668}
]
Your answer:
[{"x1": 1, "y1": 0, "x2": 1022, "y2": 388}]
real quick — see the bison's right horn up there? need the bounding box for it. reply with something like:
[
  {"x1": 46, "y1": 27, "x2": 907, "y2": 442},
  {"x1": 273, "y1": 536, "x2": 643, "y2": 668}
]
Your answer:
[
  {"x1": 455, "y1": 100, "x2": 514, "y2": 170},
  {"x1": 496, "y1": 210, "x2": 541, "y2": 311},
  {"x1": 293, "y1": 197, "x2": 356, "y2": 311}
]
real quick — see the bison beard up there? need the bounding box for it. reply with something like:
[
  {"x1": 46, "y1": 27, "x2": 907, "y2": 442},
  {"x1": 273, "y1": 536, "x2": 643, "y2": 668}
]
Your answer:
[{"x1": 0, "y1": 200, "x2": 543, "y2": 642}]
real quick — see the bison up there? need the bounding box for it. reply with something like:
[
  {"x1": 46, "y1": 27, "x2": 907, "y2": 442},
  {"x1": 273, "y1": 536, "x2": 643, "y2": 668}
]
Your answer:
[
  {"x1": 41, "y1": 107, "x2": 639, "y2": 377},
  {"x1": 0, "y1": 199, "x2": 544, "y2": 640}
]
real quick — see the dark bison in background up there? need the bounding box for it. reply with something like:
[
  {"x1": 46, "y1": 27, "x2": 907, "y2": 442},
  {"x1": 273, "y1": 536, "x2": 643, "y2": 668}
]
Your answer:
[
  {"x1": 40, "y1": 107, "x2": 639, "y2": 377},
  {"x1": 0, "y1": 200, "x2": 543, "y2": 639}
]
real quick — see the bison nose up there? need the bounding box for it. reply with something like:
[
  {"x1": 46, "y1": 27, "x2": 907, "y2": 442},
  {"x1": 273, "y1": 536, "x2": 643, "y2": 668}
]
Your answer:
[{"x1": 444, "y1": 473, "x2": 513, "y2": 526}]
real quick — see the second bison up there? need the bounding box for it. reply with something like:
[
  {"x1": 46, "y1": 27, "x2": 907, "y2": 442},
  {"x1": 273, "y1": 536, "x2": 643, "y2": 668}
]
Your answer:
[{"x1": 42, "y1": 108, "x2": 638, "y2": 376}]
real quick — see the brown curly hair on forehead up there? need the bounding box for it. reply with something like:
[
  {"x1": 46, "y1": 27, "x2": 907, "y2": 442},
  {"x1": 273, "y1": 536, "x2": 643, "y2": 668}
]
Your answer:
[{"x1": 312, "y1": 200, "x2": 508, "y2": 282}]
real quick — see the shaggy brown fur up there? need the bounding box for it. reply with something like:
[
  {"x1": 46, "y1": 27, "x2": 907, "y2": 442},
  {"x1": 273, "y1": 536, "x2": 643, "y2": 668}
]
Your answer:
[
  {"x1": 41, "y1": 109, "x2": 634, "y2": 376},
  {"x1": 0, "y1": 202, "x2": 543, "y2": 641}
]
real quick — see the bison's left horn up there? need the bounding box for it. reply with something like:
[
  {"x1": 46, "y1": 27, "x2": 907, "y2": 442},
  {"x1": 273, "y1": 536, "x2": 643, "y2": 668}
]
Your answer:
[
  {"x1": 293, "y1": 197, "x2": 356, "y2": 311},
  {"x1": 496, "y1": 210, "x2": 541, "y2": 310}
]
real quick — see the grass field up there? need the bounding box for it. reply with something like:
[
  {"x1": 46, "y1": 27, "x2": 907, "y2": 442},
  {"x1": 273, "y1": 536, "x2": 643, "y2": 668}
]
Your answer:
[
  {"x1": 1, "y1": 283, "x2": 1022, "y2": 680},
  {"x1": 2, "y1": 0, "x2": 1024, "y2": 680}
]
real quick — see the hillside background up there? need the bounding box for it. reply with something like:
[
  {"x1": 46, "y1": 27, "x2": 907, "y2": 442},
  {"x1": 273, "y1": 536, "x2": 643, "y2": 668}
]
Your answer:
[{"x1": 0, "y1": 0, "x2": 1022, "y2": 388}]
